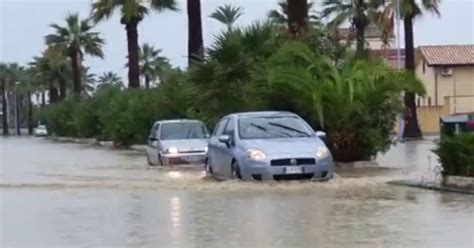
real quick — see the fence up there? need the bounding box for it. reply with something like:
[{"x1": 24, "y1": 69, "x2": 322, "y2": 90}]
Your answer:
[{"x1": 416, "y1": 96, "x2": 474, "y2": 134}]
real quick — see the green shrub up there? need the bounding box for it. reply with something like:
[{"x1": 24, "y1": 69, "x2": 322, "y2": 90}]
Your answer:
[
  {"x1": 41, "y1": 98, "x2": 78, "y2": 137},
  {"x1": 265, "y1": 42, "x2": 425, "y2": 161},
  {"x1": 434, "y1": 133, "x2": 474, "y2": 177}
]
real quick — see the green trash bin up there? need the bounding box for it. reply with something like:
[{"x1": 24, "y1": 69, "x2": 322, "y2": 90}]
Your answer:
[{"x1": 440, "y1": 112, "x2": 474, "y2": 139}]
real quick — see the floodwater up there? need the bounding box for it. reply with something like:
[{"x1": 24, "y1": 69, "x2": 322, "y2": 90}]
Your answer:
[{"x1": 1, "y1": 137, "x2": 473, "y2": 247}]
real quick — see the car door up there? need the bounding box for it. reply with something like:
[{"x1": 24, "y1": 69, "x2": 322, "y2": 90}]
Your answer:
[
  {"x1": 219, "y1": 118, "x2": 236, "y2": 178},
  {"x1": 208, "y1": 118, "x2": 229, "y2": 176},
  {"x1": 146, "y1": 122, "x2": 160, "y2": 165}
]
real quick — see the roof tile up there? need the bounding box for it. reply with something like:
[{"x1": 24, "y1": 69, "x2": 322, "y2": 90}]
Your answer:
[{"x1": 419, "y1": 45, "x2": 474, "y2": 66}]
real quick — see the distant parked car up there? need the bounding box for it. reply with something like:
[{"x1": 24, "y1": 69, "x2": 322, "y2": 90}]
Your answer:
[
  {"x1": 146, "y1": 119, "x2": 210, "y2": 166},
  {"x1": 206, "y1": 111, "x2": 333, "y2": 181},
  {"x1": 34, "y1": 125, "x2": 48, "y2": 137}
]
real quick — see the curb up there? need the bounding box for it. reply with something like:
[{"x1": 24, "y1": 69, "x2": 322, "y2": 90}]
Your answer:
[
  {"x1": 47, "y1": 136, "x2": 146, "y2": 154},
  {"x1": 388, "y1": 180, "x2": 474, "y2": 195}
]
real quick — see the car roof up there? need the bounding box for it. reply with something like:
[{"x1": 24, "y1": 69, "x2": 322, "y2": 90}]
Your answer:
[
  {"x1": 154, "y1": 119, "x2": 203, "y2": 124},
  {"x1": 227, "y1": 111, "x2": 297, "y2": 119}
]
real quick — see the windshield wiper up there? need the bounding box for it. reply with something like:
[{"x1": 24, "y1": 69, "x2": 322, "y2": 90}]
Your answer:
[
  {"x1": 249, "y1": 123, "x2": 289, "y2": 137},
  {"x1": 268, "y1": 122, "x2": 311, "y2": 137}
]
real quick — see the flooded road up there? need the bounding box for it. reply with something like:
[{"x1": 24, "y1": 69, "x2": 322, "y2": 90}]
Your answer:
[{"x1": 1, "y1": 137, "x2": 473, "y2": 247}]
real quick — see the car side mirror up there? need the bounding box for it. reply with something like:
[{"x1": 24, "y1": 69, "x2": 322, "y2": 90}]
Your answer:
[
  {"x1": 218, "y1": 135, "x2": 231, "y2": 146},
  {"x1": 315, "y1": 131, "x2": 326, "y2": 139},
  {"x1": 149, "y1": 136, "x2": 157, "y2": 141}
]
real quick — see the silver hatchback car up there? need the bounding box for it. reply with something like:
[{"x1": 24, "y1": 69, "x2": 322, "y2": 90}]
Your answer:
[
  {"x1": 146, "y1": 119, "x2": 210, "y2": 166},
  {"x1": 206, "y1": 111, "x2": 333, "y2": 181}
]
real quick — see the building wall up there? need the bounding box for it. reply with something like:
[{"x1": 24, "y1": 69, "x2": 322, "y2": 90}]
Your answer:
[
  {"x1": 366, "y1": 38, "x2": 395, "y2": 50},
  {"x1": 416, "y1": 60, "x2": 474, "y2": 113}
]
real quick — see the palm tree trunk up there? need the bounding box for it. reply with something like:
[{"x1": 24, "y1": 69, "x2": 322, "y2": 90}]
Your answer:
[
  {"x1": 403, "y1": 10, "x2": 422, "y2": 138},
  {"x1": 145, "y1": 75, "x2": 150, "y2": 90},
  {"x1": 187, "y1": 0, "x2": 204, "y2": 65},
  {"x1": 59, "y1": 80, "x2": 67, "y2": 100},
  {"x1": 125, "y1": 21, "x2": 141, "y2": 88},
  {"x1": 71, "y1": 49, "x2": 82, "y2": 95},
  {"x1": 27, "y1": 90, "x2": 33, "y2": 135},
  {"x1": 49, "y1": 86, "x2": 59, "y2": 104},
  {"x1": 354, "y1": 0, "x2": 367, "y2": 58},
  {"x1": 287, "y1": 0, "x2": 308, "y2": 37},
  {"x1": 41, "y1": 91, "x2": 46, "y2": 106},
  {"x1": 1, "y1": 79, "x2": 8, "y2": 136}
]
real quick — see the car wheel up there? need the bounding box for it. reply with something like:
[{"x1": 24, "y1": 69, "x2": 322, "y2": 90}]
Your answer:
[
  {"x1": 146, "y1": 153, "x2": 154, "y2": 166},
  {"x1": 205, "y1": 159, "x2": 214, "y2": 175},
  {"x1": 158, "y1": 154, "x2": 164, "y2": 166},
  {"x1": 231, "y1": 160, "x2": 242, "y2": 180}
]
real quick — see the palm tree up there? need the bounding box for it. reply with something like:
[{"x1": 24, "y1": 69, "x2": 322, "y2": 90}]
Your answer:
[
  {"x1": 322, "y1": 0, "x2": 386, "y2": 57},
  {"x1": 187, "y1": 0, "x2": 203, "y2": 64},
  {"x1": 287, "y1": 0, "x2": 308, "y2": 36},
  {"x1": 0, "y1": 63, "x2": 10, "y2": 135},
  {"x1": 400, "y1": 0, "x2": 440, "y2": 138},
  {"x1": 209, "y1": 4, "x2": 244, "y2": 31},
  {"x1": 30, "y1": 48, "x2": 71, "y2": 103},
  {"x1": 97, "y1": 72, "x2": 124, "y2": 89},
  {"x1": 268, "y1": 1, "x2": 318, "y2": 26},
  {"x1": 91, "y1": 0, "x2": 178, "y2": 88},
  {"x1": 45, "y1": 13, "x2": 104, "y2": 96},
  {"x1": 83, "y1": 67, "x2": 97, "y2": 96},
  {"x1": 139, "y1": 43, "x2": 170, "y2": 89}
]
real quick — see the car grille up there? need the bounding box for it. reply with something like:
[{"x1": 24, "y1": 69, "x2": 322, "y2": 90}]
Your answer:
[
  {"x1": 274, "y1": 173, "x2": 314, "y2": 181},
  {"x1": 270, "y1": 158, "x2": 316, "y2": 166},
  {"x1": 179, "y1": 150, "x2": 205, "y2": 154}
]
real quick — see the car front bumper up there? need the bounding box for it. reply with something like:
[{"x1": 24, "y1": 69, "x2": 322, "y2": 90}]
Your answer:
[
  {"x1": 238, "y1": 156, "x2": 333, "y2": 181},
  {"x1": 160, "y1": 152, "x2": 206, "y2": 165}
]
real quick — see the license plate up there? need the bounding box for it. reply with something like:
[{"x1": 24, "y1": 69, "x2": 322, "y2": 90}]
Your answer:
[
  {"x1": 285, "y1": 166, "x2": 302, "y2": 174},
  {"x1": 184, "y1": 156, "x2": 202, "y2": 162}
]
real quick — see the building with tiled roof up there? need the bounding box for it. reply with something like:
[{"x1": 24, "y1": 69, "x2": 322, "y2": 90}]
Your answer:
[
  {"x1": 416, "y1": 44, "x2": 474, "y2": 114},
  {"x1": 419, "y1": 45, "x2": 474, "y2": 66}
]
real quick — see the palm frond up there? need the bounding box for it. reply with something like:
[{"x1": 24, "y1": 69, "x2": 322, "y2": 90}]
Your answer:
[{"x1": 209, "y1": 4, "x2": 244, "y2": 29}]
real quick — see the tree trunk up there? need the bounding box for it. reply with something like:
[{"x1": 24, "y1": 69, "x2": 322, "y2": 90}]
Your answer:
[
  {"x1": 187, "y1": 0, "x2": 204, "y2": 65},
  {"x1": 71, "y1": 49, "x2": 82, "y2": 95},
  {"x1": 15, "y1": 91, "x2": 21, "y2": 136},
  {"x1": 27, "y1": 90, "x2": 33, "y2": 135},
  {"x1": 125, "y1": 20, "x2": 141, "y2": 88},
  {"x1": 49, "y1": 86, "x2": 59, "y2": 104},
  {"x1": 59, "y1": 80, "x2": 67, "y2": 100},
  {"x1": 41, "y1": 91, "x2": 46, "y2": 106},
  {"x1": 145, "y1": 75, "x2": 150, "y2": 90},
  {"x1": 403, "y1": 10, "x2": 422, "y2": 138},
  {"x1": 1, "y1": 79, "x2": 8, "y2": 136},
  {"x1": 354, "y1": 0, "x2": 367, "y2": 58},
  {"x1": 287, "y1": 0, "x2": 308, "y2": 37}
]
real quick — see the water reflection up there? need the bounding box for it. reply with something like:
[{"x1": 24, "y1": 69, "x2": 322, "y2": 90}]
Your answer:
[{"x1": 1, "y1": 137, "x2": 473, "y2": 247}]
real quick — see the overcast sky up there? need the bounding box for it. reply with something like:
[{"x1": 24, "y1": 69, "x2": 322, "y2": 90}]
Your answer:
[{"x1": 1, "y1": 0, "x2": 473, "y2": 79}]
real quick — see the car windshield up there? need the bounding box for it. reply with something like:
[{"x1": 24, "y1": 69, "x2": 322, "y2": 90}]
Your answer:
[
  {"x1": 160, "y1": 122, "x2": 209, "y2": 140},
  {"x1": 238, "y1": 116, "x2": 313, "y2": 139}
]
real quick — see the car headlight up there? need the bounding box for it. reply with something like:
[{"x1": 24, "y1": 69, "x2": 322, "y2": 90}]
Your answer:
[
  {"x1": 247, "y1": 149, "x2": 267, "y2": 161},
  {"x1": 316, "y1": 146, "x2": 329, "y2": 159},
  {"x1": 204, "y1": 146, "x2": 208, "y2": 152},
  {"x1": 166, "y1": 147, "x2": 179, "y2": 154}
]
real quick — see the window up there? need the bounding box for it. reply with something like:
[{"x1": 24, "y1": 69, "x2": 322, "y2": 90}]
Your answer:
[
  {"x1": 160, "y1": 122, "x2": 209, "y2": 140},
  {"x1": 150, "y1": 122, "x2": 160, "y2": 138},
  {"x1": 213, "y1": 118, "x2": 229, "y2": 136},
  {"x1": 223, "y1": 119, "x2": 235, "y2": 136},
  {"x1": 238, "y1": 116, "x2": 313, "y2": 139},
  {"x1": 422, "y1": 61, "x2": 425, "y2": 74}
]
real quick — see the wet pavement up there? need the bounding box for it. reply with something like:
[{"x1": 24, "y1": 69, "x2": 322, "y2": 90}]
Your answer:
[{"x1": 1, "y1": 137, "x2": 473, "y2": 247}]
